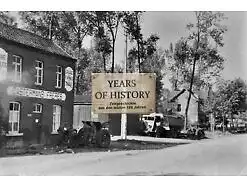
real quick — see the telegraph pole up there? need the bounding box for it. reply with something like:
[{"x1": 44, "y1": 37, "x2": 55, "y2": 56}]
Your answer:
[{"x1": 120, "y1": 29, "x2": 128, "y2": 140}]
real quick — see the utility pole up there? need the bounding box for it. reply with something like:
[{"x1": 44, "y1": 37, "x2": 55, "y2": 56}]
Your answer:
[{"x1": 120, "y1": 29, "x2": 128, "y2": 140}]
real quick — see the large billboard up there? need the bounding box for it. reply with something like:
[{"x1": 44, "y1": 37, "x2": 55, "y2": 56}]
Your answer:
[{"x1": 92, "y1": 73, "x2": 156, "y2": 114}]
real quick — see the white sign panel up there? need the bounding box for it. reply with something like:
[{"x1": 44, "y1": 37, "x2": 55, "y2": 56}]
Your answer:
[
  {"x1": 0, "y1": 48, "x2": 8, "y2": 81},
  {"x1": 7, "y1": 86, "x2": 66, "y2": 101},
  {"x1": 92, "y1": 73, "x2": 156, "y2": 114},
  {"x1": 65, "y1": 67, "x2": 74, "y2": 92}
]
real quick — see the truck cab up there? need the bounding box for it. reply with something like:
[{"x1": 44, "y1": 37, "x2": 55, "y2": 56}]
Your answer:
[
  {"x1": 141, "y1": 113, "x2": 185, "y2": 138},
  {"x1": 141, "y1": 113, "x2": 165, "y2": 135}
]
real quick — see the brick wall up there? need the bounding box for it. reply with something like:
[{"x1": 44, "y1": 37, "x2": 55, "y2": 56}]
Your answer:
[{"x1": 0, "y1": 39, "x2": 75, "y2": 145}]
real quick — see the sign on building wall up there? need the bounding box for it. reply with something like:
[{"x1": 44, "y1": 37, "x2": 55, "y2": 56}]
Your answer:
[
  {"x1": 92, "y1": 73, "x2": 156, "y2": 114},
  {"x1": 65, "y1": 67, "x2": 74, "y2": 92},
  {"x1": 0, "y1": 48, "x2": 8, "y2": 81},
  {"x1": 7, "y1": 86, "x2": 66, "y2": 101}
]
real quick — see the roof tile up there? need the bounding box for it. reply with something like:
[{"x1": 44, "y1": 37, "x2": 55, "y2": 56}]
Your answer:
[{"x1": 0, "y1": 22, "x2": 75, "y2": 60}]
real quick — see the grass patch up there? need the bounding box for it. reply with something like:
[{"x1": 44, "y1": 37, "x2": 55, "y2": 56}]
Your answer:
[
  {"x1": 111, "y1": 139, "x2": 182, "y2": 151},
  {"x1": 1, "y1": 140, "x2": 184, "y2": 157}
]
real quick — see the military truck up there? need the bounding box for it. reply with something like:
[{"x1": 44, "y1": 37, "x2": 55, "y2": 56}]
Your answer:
[
  {"x1": 141, "y1": 113, "x2": 184, "y2": 138},
  {"x1": 141, "y1": 113, "x2": 204, "y2": 139}
]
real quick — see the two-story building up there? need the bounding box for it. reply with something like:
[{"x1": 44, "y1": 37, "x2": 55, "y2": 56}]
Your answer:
[{"x1": 0, "y1": 22, "x2": 76, "y2": 147}]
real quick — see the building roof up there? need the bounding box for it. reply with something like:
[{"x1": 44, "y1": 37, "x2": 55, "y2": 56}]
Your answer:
[
  {"x1": 74, "y1": 94, "x2": 92, "y2": 104},
  {"x1": 169, "y1": 89, "x2": 199, "y2": 102},
  {"x1": 0, "y1": 22, "x2": 76, "y2": 61}
]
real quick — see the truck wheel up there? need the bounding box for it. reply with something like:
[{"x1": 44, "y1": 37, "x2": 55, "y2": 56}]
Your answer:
[
  {"x1": 156, "y1": 126, "x2": 164, "y2": 138},
  {"x1": 170, "y1": 129, "x2": 178, "y2": 138},
  {"x1": 188, "y1": 129, "x2": 197, "y2": 140},
  {"x1": 197, "y1": 129, "x2": 205, "y2": 140},
  {"x1": 78, "y1": 128, "x2": 91, "y2": 146},
  {"x1": 96, "y1": 129, "x2": 111, "y2": 148}
]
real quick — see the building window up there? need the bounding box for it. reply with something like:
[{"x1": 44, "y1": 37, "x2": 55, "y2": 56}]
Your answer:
[
  {"x1": 56, "y1": 66, "x2": 62, "y2": 88},
  {"x1": 0, "y1": 48, "x2": 8, "y2": 81},
  {"x1": 8, "y1": 102, "x2": 20, "y2": 133},
  {"x1": 13, "y1": 55, "x2": 22, "y2": 82},
  {"x1": 52, "y1": 105, "x2": 61, "y2": 132},
  {"x1": 177, "y1": 104, "x2": 181, "y2": 112},
  {"x1": 33, "y1": 103, "x2": 42, "y2": 113},
  {"x1": 35, "y1": 60, "x2": 43, "y2": 85}
]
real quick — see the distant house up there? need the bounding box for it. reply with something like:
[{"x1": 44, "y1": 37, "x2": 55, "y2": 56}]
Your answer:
[{"x1": 167, "y1": 89, "x2": 199, "y2": 124}]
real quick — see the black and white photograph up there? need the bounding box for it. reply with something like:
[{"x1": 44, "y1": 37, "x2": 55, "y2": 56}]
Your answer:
[{"x1": 0, "y1": 1, "x2": 247, "y2": 181}]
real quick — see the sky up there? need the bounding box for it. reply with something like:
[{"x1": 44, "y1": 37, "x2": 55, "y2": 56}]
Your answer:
[
  {"x1": 9, "y1": 11, "x2": 247, "y2": 85},
  {"x1": 108, "y1": 11, "x2": 247, "y2": 84}
]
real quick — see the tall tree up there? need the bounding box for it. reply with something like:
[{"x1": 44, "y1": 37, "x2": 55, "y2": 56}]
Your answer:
[
  {"x1": 88, "y1": 12, "x2": 112, "y2": 72},
  {"x1": 0, "y1": 11, "x2": 17, "y2": 26},
  {"x1": 59, "y1": 11, "x2": 94, "y2": 94},
  {"x1": 147, "y1": 49, "x2": 166, "y2": 112},
  {"x1": 85, "y1": 11, "x2": 124, "y2": 73},
  {"x1": 123, "y1": 11, "x2": 143, "y2": 72},
  {"x1": 59, "y1": 12, "x2": 94, "y2": 51},
  {"x1": 94, "y1": 36, "x2": 112, "y2": 72},
  {"x1": 100, "y1": 11, "x2": 123, "y2": 73},
  {"x1": 166, "y1": 39, "x2": 191, "y2": 90},
  {"x1": 19, "y1": 12, "x2": 70, "y2": 43},
  {"x1": 204, "y1": 78, "x2": 247, "y2": 131},
  {"x1": 76, "y1": 47, "x2": 105, "y2": 95},
  {"x1": 128, "y1": 34, "x2": 160, "y2": 73},
  {"x1": 182, "y1": 11, "x2": 227, "y2": 129}
]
